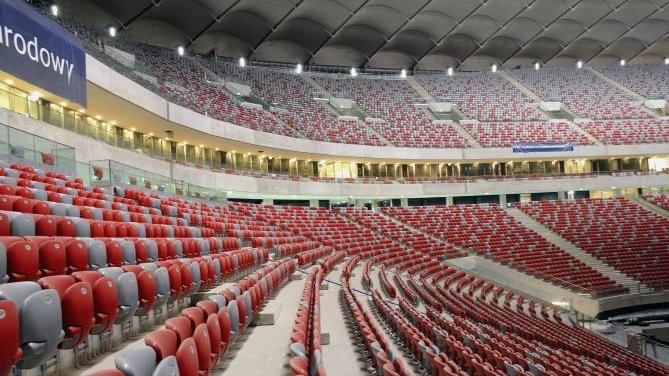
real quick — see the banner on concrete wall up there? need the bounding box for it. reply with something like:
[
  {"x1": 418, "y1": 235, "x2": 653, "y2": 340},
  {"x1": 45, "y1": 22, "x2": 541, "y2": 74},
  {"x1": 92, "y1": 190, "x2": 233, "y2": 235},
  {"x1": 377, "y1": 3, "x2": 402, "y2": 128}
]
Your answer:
[
  {"x1": 0, "y1": 0, "x2": 86, "y2": 106},
  {"x1": 512, "y1": 142, "x2": 574, "y2": 153}
]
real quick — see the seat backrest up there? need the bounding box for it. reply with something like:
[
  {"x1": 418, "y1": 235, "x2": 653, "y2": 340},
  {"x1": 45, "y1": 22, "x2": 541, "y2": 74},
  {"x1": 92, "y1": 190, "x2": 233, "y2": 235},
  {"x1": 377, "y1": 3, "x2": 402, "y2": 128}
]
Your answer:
[
  {"x1": 153, "y1": 267, "x2": 170, "y2": 308},
  {"x1": 227, "y1": 300, "x2": 240, "y2": 336},
  {"x1": 3, "y1": 237, "x2": 40, "y2": 281},
  {"x1": 192, "y1": 323, "x2": 211, "y2": 372},
  {"x1": 145, "y1": 329, "x2": 178, "y2": 361},
  {"x1": 99, "y1": 267, "x2": 138, "y2": 324},
  {"x1": 176, "y1": 338, "x2": 199, "y2": 376},
  {"x1": 0, "y1": 242, "x2": 7, "y2": 283},
  {"x1": 152, "y1": 355, "x2": 179, "y2": 376},
  {"x1": 181, "y1": 307, "x2": 205, "y2": 330},
  {"x1": 188, "y1": 263, "x2": 200, "y2": 294},
  {"x1": 217, "y1": 306, "x2": 232, "y2": 348},
  {"x1": 208, "y1": 295, "x2": 226, "y2": 311},
  {"x1": 0, "y1": 282, "x2": 63, "y2": 369},
  {"x1": 71, "y1": 271, "x2": 118, "y2": 335},
  {"x1": 0, "y1": 300, "x2": 21, "y2": 376},
  {"x1": 165, "y1": 316, "x2": 193, "y2": 345},
  {"x1": 205, "y1": 313, "x2": 221, "y2": 358},
  {"x1": 81, "y1": 238, "x2": 107, "y2": 270},
  {"x1": 114, "y1": 345, "x2": 157, "y2": 376}
]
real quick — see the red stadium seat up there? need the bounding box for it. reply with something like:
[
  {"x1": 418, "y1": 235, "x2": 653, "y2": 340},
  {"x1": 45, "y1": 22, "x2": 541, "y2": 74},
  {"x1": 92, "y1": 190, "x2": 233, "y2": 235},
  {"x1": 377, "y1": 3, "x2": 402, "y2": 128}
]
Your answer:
[
  {"x1": 37, "y1": 275, "x2": 95, "y2": 348},
  {"x1": 0, "y1": 300, "x2": 22, "y2": 376}
]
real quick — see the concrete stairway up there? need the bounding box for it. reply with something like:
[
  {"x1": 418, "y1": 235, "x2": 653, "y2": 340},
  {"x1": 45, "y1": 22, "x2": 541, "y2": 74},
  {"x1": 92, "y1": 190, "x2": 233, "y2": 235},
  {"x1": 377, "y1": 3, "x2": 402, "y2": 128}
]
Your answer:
[
  {"x1": 565, "y1": 119, "x2": 603, "y2": 145},
  {"x1": 632, "y1": 197, "x2": 669, "y2": 218},
  {"x1": 504, "y1": 207, "x2": 648, "y2": 293},
  {"x1": 444, "y1": 120, "x2": 482, "y2": 148},
  {"x1": 499, "y1": 72, "x2": 543, "y2": 102},
  {"x1": 406, "y1": 76, "x2": 436, "y2": 102},
  {"x1": 587, "y1": 67, "x2": 659, "y2": 118}
]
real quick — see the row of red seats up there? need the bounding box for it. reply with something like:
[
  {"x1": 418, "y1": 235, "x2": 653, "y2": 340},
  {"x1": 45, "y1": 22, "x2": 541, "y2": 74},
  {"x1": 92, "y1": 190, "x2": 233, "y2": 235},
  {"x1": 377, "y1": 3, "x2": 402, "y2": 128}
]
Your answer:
[
  {"x1": 340, "y1": 256, "x2": 412, "y2": 376},
  {"x1": 90, "y1": 258, "x2": 296, "y2": 376},
  {"x1": 289, "y1": 266, "x2": 326, "y2": 375},
  {"x1": 0, "y1": 247, "x2": 267, "y2": 375},
  {"x1": 518, "y1": 198, "x2": 669, "y2": 288},
  {"x1": 372, "y1": 290, "x2": 472, "y2": 376},
  {"x1": 296, "y1": 246, "x2": 332, "y2": 266},
  {"x1": 0, "y1": 235, "x2": 246, "y2": 282}
]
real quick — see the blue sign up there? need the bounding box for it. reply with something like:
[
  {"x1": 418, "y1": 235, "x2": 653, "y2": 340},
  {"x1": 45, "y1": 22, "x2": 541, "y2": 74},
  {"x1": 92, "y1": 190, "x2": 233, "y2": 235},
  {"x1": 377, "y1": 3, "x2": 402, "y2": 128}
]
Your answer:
[
  {"x1": 0, "y1": 0, "x2": 86, "y2": 106},
  {"x1": 512, "y1": 142, "x2": 574, "y2": 153}
]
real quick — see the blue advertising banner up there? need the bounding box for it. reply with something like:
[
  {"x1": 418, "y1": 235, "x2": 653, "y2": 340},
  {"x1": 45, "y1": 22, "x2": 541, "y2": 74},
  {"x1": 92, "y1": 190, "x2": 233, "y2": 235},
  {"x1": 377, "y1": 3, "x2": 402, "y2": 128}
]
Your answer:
[
  {"x1": 0, "y1": 0, "x2": 86, "y2": 106},
  {"x1": 512, "y1": 142, "x2": 574, "y2": 153}
]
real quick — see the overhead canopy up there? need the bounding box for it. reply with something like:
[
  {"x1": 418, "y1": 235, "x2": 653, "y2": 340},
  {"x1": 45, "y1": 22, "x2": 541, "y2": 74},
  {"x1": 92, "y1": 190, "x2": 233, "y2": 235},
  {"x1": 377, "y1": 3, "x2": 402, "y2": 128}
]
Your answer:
[{"x1": 61, "y1": 0, "x2": 669, "y2": 70}]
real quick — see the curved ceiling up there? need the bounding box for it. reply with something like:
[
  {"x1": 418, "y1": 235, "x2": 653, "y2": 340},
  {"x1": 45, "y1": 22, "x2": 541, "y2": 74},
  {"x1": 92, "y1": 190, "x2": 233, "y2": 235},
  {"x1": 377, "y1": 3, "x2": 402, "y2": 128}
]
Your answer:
[{"x1": 67, "y1": 0, "x2": 669, "y2": 70}]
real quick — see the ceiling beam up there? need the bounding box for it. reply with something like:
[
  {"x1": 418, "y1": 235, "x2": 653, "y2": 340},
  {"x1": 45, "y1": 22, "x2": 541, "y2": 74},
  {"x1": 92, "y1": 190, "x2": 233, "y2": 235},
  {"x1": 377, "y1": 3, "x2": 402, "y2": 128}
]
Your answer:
[
  {"x1": 627, "y1": 28, "x2": 669, "y2": 62},
  {"x1": 540, "y1": 0, "x2": 621, "y2": 66},
  {"x1": 500, "y1": 0, "x2": 581, "y2": 66},
  {"x1": 411, "y1": 0, "x2": 488, "y2": 70},
  {"x1": 122, "y1": 0, "x2": 164, "y2": 28},
  {"x1": 363, "y1": 0, "x2": 435, "y2": 67},
  {"x1": 456, "y1": 0, "x2": 537, "y2": 68},
  {"x1": 250, "y1": 0, "x2": 307, "y2": 53},
  {"x1": 305, "y1": 0, "x2": 373, "y2": 64},
  {"x1": 186, "y1": 0, "x2": 245, "y2": 47},
  {"x1": 583, "y1": 1, "x2": 669, "y2": 64}
]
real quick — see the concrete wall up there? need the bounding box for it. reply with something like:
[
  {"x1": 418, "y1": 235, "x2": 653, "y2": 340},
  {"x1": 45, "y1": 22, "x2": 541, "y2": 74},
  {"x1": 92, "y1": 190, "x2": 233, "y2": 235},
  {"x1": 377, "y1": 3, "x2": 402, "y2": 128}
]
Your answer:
[
  {"x1": 448, "y1": 256, "x2": 669, "y2": 318},
  {"x1": 85, "y1": 55, "x2": 669, "y2": 162}
]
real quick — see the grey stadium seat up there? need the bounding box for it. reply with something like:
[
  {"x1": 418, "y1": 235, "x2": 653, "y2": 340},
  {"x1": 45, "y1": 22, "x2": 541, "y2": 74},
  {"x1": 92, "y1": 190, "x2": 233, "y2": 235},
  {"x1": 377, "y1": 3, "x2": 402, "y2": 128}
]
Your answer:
[
  {"x1": 153, "y1": 266, "x2": 170, "y2": 308},
  {"x1": 115, "y1": 345, "x2": 157, "y2": 376},
  {"x1": 80, "y1": 238, "x2": 108, "y2": 270},
  {"x1": 99, "y1": 267, "x2": 139, "y2": 324},
  {"x1": 0, "y1": 282, "x2": 64, "y2": 369},
  {"x1": 227, "y1": 300, "x2": 239, "y2": 339},
  {"x1": 5, "y1": 211, "x2": 35, "y2": 236},
  {"x1": 153, "y1": 355, "x2": 179, "y2": 376}
]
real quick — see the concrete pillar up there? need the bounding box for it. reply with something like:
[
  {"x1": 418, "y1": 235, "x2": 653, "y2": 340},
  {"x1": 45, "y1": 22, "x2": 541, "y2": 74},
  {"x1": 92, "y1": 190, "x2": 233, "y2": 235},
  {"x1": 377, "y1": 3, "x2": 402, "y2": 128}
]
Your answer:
[
  {"x1": 400, "y1": 197, "x2": 408, "y2": 207},
  {"x1": 499, "y1": 194, "x2": 507, "y2": 207},
  {"x1": 557, "y1": 191, "x2": 566, "y2": 200},
  {"x1": 520, "y1": 193, "x2": 531, "y2": 203},
  {"x1": 309, "y1": 199, "x2": 319, "y2": 208},
  {"x1": 355, "y1": 199, "x2": 365, "y2": 208},
  {"x1": 370, "y1": 200, "x2": 379, "y2": 211},
  {"x1": 263, "y1": 198, "x2": 273, "y2": 205},
  {"x1": 614, "y1": 187, "x2": 623, "y2": 197},
  {"x1": 446, "y1": 196, "x2": 454, "y2": 205}
]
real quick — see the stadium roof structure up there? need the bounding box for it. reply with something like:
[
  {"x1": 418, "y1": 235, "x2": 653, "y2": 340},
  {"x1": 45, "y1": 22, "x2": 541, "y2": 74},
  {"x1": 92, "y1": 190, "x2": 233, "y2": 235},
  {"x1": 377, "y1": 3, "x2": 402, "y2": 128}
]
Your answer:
[{"x1": 66, "y1": 0, "x2": 669, "y2": 70}]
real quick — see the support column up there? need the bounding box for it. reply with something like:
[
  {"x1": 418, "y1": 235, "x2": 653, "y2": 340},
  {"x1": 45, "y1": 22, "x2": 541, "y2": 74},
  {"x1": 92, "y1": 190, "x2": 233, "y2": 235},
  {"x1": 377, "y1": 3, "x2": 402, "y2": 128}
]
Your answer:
[
  {"x1": 446, "y1": 196, "x2": 454, "y2": 205},
  {"x1": 499, "y1": 194, "x2": 507, "y2": 207},
  {"x1": 309, "y1": 199, "x2": 319, "y2": 208},
  {"x1": 355, "y1": 199, "x2": 365, "y2": 208},
  {"x1": 370, "y1": 200, "x2": 379, "y2": 211},
  {"x1": 557, "y1": 191, "x2": 566, "y2": 200},
  {"x1": 400, "y1": 197, "x2": 408, "y2": 207},
  {"x1": 263, "y1": 198, "x2": 273, "y2": 205}
]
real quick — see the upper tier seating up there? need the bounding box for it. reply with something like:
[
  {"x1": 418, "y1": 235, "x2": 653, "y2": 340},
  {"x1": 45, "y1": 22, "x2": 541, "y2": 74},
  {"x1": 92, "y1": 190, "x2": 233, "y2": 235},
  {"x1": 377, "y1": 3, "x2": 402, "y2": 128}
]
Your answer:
[
  {"x1": 118, "y1": 43, "x2": 287, "y2": 136},
  {"x1": 415, "y1": 72, "x2": 544, "y2": 121},
  {"x1": 382, "y1": 204, "x2": 625, "y2": 296},
  {"x1": 200, "y1": 61, "x2": 385, "y2": 146},
  {"x1": 313, "y1": 76, "x2": 469, "y2": 148},
  {"x1": 518, "y1": 198, "x2": 669, "y2": 288},
  {"x1": 575, "y1": 118, "x2": 669, "y2": 144},
  {"x1": 508, "y1": 67, "x2": 648, "y2": 119},
  {"x1": 464, "y1": 121, "x2": 592, "y2": 147},
  {"x1": 595, "y1": 63, "x2": 669, "y2": 100}
]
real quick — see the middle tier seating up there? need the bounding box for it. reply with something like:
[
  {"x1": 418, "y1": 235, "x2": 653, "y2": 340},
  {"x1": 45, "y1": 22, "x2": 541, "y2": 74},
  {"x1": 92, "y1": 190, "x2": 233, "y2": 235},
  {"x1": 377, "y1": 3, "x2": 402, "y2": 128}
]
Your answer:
[
  {"x1": 382, "y1": 204, "x2": 626, "y2": 296},
  {"x1": 518, "y1": 198, "x2": 669, "y2": 289},
  {"x1": 464, "y1": 121, "x2": 592, "y2": 147}
]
